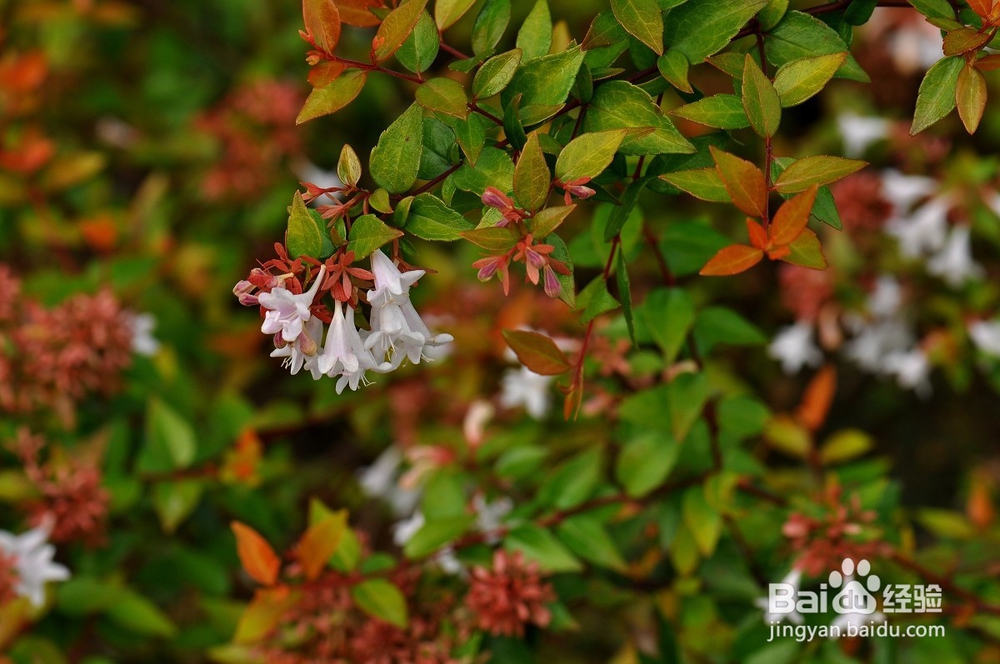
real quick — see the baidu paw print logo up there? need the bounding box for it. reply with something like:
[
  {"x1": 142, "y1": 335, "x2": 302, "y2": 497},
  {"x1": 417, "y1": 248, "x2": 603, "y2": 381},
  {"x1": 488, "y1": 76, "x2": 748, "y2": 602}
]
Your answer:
[{"x1": 829, "y1": 558, "x2": 880, "y2": 615}]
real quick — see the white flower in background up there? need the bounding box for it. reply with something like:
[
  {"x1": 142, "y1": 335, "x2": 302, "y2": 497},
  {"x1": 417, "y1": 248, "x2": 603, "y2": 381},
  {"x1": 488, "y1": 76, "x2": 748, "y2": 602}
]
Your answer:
[
  {"x1": 270, "y1": 316, "x2": 323, "y2": 378},
  {"x1": 128, "y1": 312, "x2": 160, "y2": 356},
  {"x1": 259, "y1": 265, "x2": 326, "y2": 342},
  {"x1": 969, "y1": 320, "x2": 1000, "y2": 357},
  {"x1": 885, "y1": 197, "x2": 950, "y2": 258},
  {"x1": 926, "y1": 226, "x2": 983, "y2": 287},
  {"x1": 357, "y1": 445, "x2": 420, "y2": 517},
  {"x1": 885, "y1": 22, "x2": 942, "y2": 73},
  {"x1": 392, "y1": 511, "x2": 425, "y2": 547},
  {"x1": 499, "y1": 366, "x2": 554, "y2": 418},
  {"x1": 837, "y1": 113, "x2": 890, "y2": 158},
  {"x1": 294, "y1": 159, "x2": 342, "y2": 194},
  {"x1": 473, "y1": 495, "x2": 512, "y2": 544},
  {"x1": 883, "y1": 349, "x2": 931, "y2": 396},
  {"x1": 768, "y1": 322, "x2": 823, "y2": 374},
  {"x1": 0, "y1": 522, "x2": 70, "y2": 608},
  {"x1": 843, "y1": 318, "x2": 913, "y2": 373},
  {"x1": 364, "y1": 251, "x2": 453, "y2": 370},
  {"x1": 463, "y1": 400, "x2": 495, "y2": 447},
  {"x1": 755, "y1": 568, "x2": 804, "y2": 625},
  {"x1": 866, "y1": 276, "x2": 903, "y2": 319},
  {"x1": 320, "y1": 301, "x2": 385, "y2": 392},
  {"x1": 881, "y1": 170, "x2": 937, "y2": 212}
]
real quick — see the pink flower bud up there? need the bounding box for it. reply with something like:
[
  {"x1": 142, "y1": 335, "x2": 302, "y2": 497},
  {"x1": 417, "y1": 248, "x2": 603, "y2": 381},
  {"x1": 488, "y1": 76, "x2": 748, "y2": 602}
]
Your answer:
[{"x1": 482, "y1": 186, "x2": 512, "y2": 210}]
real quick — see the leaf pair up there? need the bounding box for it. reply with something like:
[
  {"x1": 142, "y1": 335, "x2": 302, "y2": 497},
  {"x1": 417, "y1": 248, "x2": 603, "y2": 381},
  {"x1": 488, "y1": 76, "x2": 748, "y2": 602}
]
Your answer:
[{"x1": 700, "y1": 186, "x2": 826, "y2": 276}]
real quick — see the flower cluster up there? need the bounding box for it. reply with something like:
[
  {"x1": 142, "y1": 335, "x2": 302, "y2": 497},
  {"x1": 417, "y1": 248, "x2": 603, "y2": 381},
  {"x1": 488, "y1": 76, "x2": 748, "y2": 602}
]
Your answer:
[
  {"x1": 465, "y1": 550, "x2": 555, "y2": 637},
  {"x1": 236, "y1": 249, "x2": 452, "y2": 391}
]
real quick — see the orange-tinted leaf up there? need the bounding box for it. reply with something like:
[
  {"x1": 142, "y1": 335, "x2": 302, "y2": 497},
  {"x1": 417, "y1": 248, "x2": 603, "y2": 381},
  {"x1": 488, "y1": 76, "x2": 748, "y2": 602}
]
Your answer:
[
  {"x1": 770, "y1": 185, "x2": 818, "y2": 247},
  {"x1": 297, "y1": 512, "x2": 347, "y2": 581},
  {"x1": 502, "y1": 329, "x2": 573, "y2": 375},
  {"x1": 307, "y1": 60, "x2": 346, "y2": 88},
  {"x1": 710, "y1": 146, "x2": 767, "y2": 218},
  {"x1": 976, "y1": 53, "x2": 1000, "y2": 71},
  {"x1": 957, "y1": 63, "x2": 987, "y2": 134},
  {"x1": 339, "y1": 0, "x2": 386, "y2": 27},
  {"x1": 233, "y1": 587, "x2": 300, "y2": 644},
  {"x1": 797, "y1": 365, "x2": 836, "y2": 431},
  {"x1": 231, "y1": 521, "x2": 281, "y2": 586},
  {"x1": 746, "y1": 218, "x2": 767, "y2": 249},
  {"x1": 767, "y1": 245, "x2": 791, "y2": 260},
  {"x1": 782, "y1": 227, "x2": 827, "y2": 269},
  {"x1": 942, "y1": 26, "x2": 993, "y2": 57},
  {"x1": 303, "y1": 0, "x2": 341, "y2": 54},
  {"x1": 374, "y1": 0, "x2": 430, "y2": 63},
  {"x1": 699, "y1": 244, "x2": 764, "y2": 276},
  {"x1": 966, "y1": 0, "x2": 995, "y2": 19},
  {"x1": 296, "y1": 70, "x2": 367, "y2": 124}
]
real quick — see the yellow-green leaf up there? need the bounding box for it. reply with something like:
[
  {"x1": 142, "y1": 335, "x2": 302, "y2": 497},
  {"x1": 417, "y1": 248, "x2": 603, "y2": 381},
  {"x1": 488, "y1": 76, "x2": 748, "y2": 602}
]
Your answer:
[
  {"x1": 286, "y1": 190, "x2": 324, "y2": 258},
  {"x1": 911, "y1": 55, "x2": 963, "y2": 135},
  {"x1": 612, "y1": 0, "x2": 664, "y2": 55},
  {"x1": 513, "y1": 131, "x2": 550, "y2": 211},
  {"x1": 415, "y1": 77, "x2": 468, "y2": 118},
  {"x1": 956, "y1": 62, "x2": 987, "y2": 134},
  {"x1": 502, "y1": 329, "x2": 572, "y2": 375},
  {"x1": 296, "y1": 70, "x2": 367, "y2": 124},
  {"x1": 346, "y1": 214, "x2": 404, "y2": 259},
  {"x1": 369, "y1": 103, "x2": 424, "y2": 194},
  {"x1": 773, "y1": 155, "x2": 866, "y2": 193},
  {"x1": 435, "y1": 0, "x2": 477, "y2": 29},
  {"x1": 773, "y1": 52, "x2": 846, "y2": 107},
  {"x1": 741, "y1": 54, "x2": 781, "y2": 138},
  {"x1": 555, "y1": 129, "x2": 628, "y2": 182},
  {"x1": 374, "y1": 0, "x2": 430, "y2": 62}
]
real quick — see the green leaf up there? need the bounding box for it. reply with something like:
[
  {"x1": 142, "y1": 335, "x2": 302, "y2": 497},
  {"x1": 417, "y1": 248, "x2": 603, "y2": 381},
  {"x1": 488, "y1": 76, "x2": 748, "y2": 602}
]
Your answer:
[
  {"x1": 435, "y1": 0, "x2": 477, "y2": 29},
  {"x1": 514, "y1": 131, "x2": 550, "y2": 211},
  {"x1": 347, "y1": 214, "x2": 404, "y2": 259},
  {"x1": 419, "y1": 117, "x2": 457, "y2": 179},
  {"x1": 616, "y1": 430, "x2": 679, "y2": 497},
  {"x1": 692, "y1": 307, "x2": 766, "y2": 354},
  {"x1": 657, "y1": 50, "x2": 692, "y2": 92},
  {"x1": 584, "y1": 10, "x2": 629, "y2": 49},
  {"x1": 402, "y1": 193, "x2": 474, "y2": 240},
  {"x1": 501, "y1": 45, "x2": 585, "y2": 116},
  {"x1": 783, "y1": 228, "x2": 826, "y2": 269},
  {"x1": 452, "y1": 146, "x2": 515, "y2": 194},
  {"x1": 454, "y1": 112, "x2": 489, "y2": 165},
  {"x1": 741, "y1": 54, "x2": 781, "y2": 138},
  {"x1": 286, "y1": 191, "x2": 324, "y2": 258},
  {"x1": 472, "y1": 0, "x2": 510, "y2": 57},
  {"x1": 666, "y1": 372, "x2": 709, "y2": 442},
  {"x1": 556, "y1": 516, "x2": 627, "y2": 571},
  {"x1": 502, "y1": 329, "x2": 572, "y2": 375},
  {"x1": 549, "y1": 234, "x2": 576, "y2": 307},
  {"x1": 663, "y1": 0, "x2": 768, "y2": 63},
  {"x1": 617, "y1": 251, "x2": 636, "y2": 345},
  {"x1": 682, "y1": 487, "x2": 722, "y2": 557},
  {"x1": 758, "y1": 0, "x2": 789, "y2": 30},
  {"x1": 505, "y1": 524, "x2": 583, "y2": 572},
  {"x1": 555, "y1": 129, "x2": 628, "y2": 182},
  {"x1": 537, "y1": 448, "x2": 602, "y2": 509},
  {"x1": 612, "y1": 0, "x2": 664, "y2": 55},
  {"x1": 765, "y1": 11, "x2": 869, "y2": 82},
  {"x1": 152, "y1": 480, "x2": 203, "y2": 534},
  {"x1": 773, "y1": 155, "x2": 866, "y2": 193},
  {"x1": 605, "y1": 176, "x2": 647, "y2": 240},
  {"x1": 502, "y1": 93, "x2": 528, "y2": 150},
  {"x1": 671, "y1": 94, "x2": 749, "y2": 130},
  {"x1": 579, "y1": 277, "x2": 620, "y2": 322},
  {"x1": 531, "y1": 205, "x2": 575, "y2": 237},
  {"x1": 908, "y1": 0, "x2": 956, "y2": 21},
  {"x1": 820, "y1": 428, "x2": 873, "y2": 464},
  {"x1": 773, "y1": 52, "x2": 847, "y2": 107},
  {"x1": 337, "y1": 144, "x2": 362, "y2": 187},
  {"x1": 106, "y1": 588, "x2": 177, "y2": 637},
  {"x1": 460, "y1": 225, "x2": 521, "y2": 251},
  {"x1": 416, "y1": 77, "x2": 468, "y2": 118},
  {"x1": 473, "y1": 49, "x2": 523, "y2": 99},
  {"x1": 659, "y1": 220, "x2": 730, "y2": 276},
  {"x1": 516, "y1": 0, "x2": 552, "y2": 61},
  {"x1": 584, "y1": 81, "x2": 694, "y2": 155},
  {"x1": 659, "y1": 168, "x2": 730, "y2": 202},
  {"x1": 396, "y1": 10, "x2": 440, "y2": 73},
  {"x1": 956, "y1": 62, "x2": 987, "y2": 134},
  {"x1": 910, "y1": 55, "x2": 963, "y2": 135},
  {"x1": 139, "y1": 399, "x2": 196, "y2": 473},
  {"x1": 296, "y1": 70, "x2": 367, "y2": 124},
  {"x1": 370, "y1": 103, "x2": 424, "y2": 194},
  {"x1": 641, "y1": 287, "x2": 695, "y2": 363},
  {"x1": 351, "y1": 580, "x2": 409, "y2": 628},
  {"x1": 403, "y1": 515, "x2": 476, "y2": 557},
  {"x1": 375, "y1": 0, "x2": 431, "y2": 62}
]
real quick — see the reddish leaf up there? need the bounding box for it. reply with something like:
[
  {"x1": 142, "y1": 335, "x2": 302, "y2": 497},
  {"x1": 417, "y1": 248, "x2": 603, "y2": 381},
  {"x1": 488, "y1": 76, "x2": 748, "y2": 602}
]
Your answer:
[
  {"x1": 710, "y1": 146, "x2": 767, "y2": 218},
  {"x1": 782, "y1": 228, "x2": 827, "y2": 269},
  {"x1": 966, "y1": 0, "x2": 995, "y2": 19},
  {"x1": 307, "y1": 60, "x2": 346, "y2": 88},
  {"x1": 296, "y1": 70, "x2": 367, "y2": 124},
  {"x1": 942, "y1": 26, "x2": 993, "y2": 57},
  {"x1": 374, "y1": 0, "x2": 430, "y2": 63},
  {"x1": 769, "y1": 185, "x2": 818, "y2": 247},
  {"x1": 957, "y1": 63, "x2": 988, "y2": 134},
  {"x1": 302, "y1": 0, "x2": 342, "y2": 54},
  {"x1": 746, "y1": 218, "x2": 767, "y2": 249},
  {"x1": 233, "y1": 587, "x2": 300, "y2": 644},
  {"x1": 699, "y1": 244, "x2": 764, "y2": 276},
  {"x1": 338, "y1": 0, "x2": 386, "y2": 27},
  {"x1": 502, "y1": 329, "x2": 572, "y2": 375},
  {"x1": 231, "y1": 521, "x2": 281, "y2": 586},
  {"x1": 797, "y1": 365, "x2": 836, "y2": 432},
  {"x1": 976, "y1": 53, "x2": 1000, "y2": 71},
  {"x1": 298, "y1": 512, "x2": 347, "y2": 581}
]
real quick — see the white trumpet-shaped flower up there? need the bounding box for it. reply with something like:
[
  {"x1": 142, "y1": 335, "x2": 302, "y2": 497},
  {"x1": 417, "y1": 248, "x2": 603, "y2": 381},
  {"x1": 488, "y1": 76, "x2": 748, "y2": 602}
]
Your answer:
[
  {"x1": 270, "y1": 316, "x2": 324, "y2": 378},
  {"x1": 969, "y1": 319, "x2": 1000, "y2": 357},
  {"x1": 837, "y1": 113, "x2": 890, "y2": 158},
  {"x1": 320, "y1": 301, "x2": 385, "y2": 393},
  {"x1": 258, "y1": 265, "x2": 326, "y2": 342},
  {"x1": 926, "y1": 226, "x2": 983, "y2": 287},
  {"x1": 886, "y1": 197, "x2": 949, "y2": 258},
  {"x1": 0, "y1": 522, "x2": 70, "y2": 608},
  {"x1": 769, "y1": 322, "x2": 823, "y2": 375}
]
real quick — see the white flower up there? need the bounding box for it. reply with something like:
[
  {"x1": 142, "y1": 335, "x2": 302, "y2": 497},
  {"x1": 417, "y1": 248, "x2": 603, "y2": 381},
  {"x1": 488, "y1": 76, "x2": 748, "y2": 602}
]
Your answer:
[
  {"x1": 270, "y1": 316, "x2": 323, "y2": 378},
  {"x1": 473, "y1": 495, "x2": 512, "y2": 543},
  {"x1": 926, "y1": 226, "x2": 983, "y2": 287},
  {"x1": 768, "y1": 322, "x2": 823, "y2": 374},
  {"x1": 258, "y1": 265, "x2": 326, "y2": 342},
  {"x1": 364, "y1": 251, "x2": 453, "y2": 370},
  {"x1": 886, "y1": 197, "x2": 949, "y2": 258},
  {"x1": 0, "y1": 523, "x2": 70, "y2": 608},
  {"x1": 885, "y1": 22, "x2": 942, "y2": 73},
  {"x1": 837, "y1": 113, "x2": 890, "y2": 158},
  {"x1": 320, "y1": 301, "x2": 385, "y2": 393},
  {"x1": 392, "y1": 511, "x2": 425, "y2": 547},
  {"x1": 883, "y1": 349, "x2": 931, "y2": 396},
  {"x1": 881, "y1": 170, "x2": 937, "y2": 213},
  {"x1": 357, "y1": 446, "x2": 420, "y2": 517},
  {"x1": 499, "y1": 366, "x2": 553, "y2": 418},
  {"x1": 128, "y1": 312, "x2": 160, "y2": 356},
  {"x1": 969, "y1": 320, "x2": 1000, "y2": 357},
  {"x1": 866, "y1": 276, "x2": 902, "y2": 319},
  {"x1": 843, "y1": 318, "x2": 913, "y2": 373},
  {"x1": 755, "y1": 568, "x2": 804, "y2": 626}
]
